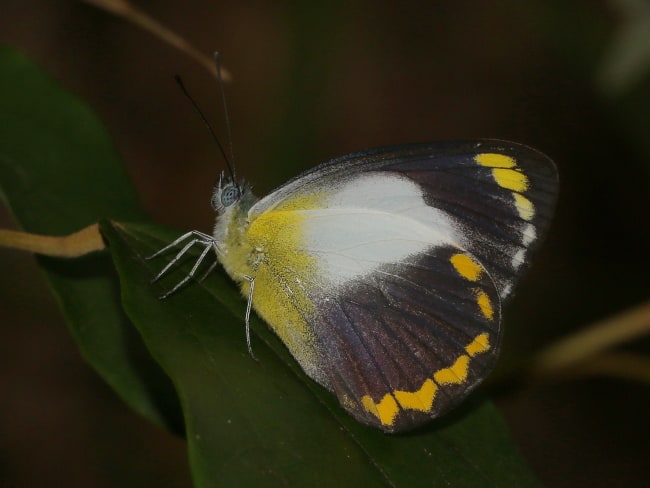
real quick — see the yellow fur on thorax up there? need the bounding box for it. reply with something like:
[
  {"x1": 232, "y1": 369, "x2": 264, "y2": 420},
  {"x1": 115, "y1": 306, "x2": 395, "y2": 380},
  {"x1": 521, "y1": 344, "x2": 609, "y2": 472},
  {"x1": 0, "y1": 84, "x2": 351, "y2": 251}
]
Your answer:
[{"x1": 216, "y1": 192, "x2": 326, "y2": 380}]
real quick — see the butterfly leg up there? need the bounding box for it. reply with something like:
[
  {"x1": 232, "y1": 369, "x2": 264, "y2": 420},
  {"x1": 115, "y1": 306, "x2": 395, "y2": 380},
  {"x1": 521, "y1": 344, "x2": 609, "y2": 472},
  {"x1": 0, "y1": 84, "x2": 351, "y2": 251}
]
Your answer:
[
  {"x1": 197, "y1": 241, "x2": 223, "y2": 283},
  {"x1": 240, "y1": 274, "x2": 258, "y2": 361},
  {"x1": 148, "y1": 230, "x2": 217, "y2": 299},
  {"x1": 147, "y1": 230, "x2": 214, "y2": 260}
]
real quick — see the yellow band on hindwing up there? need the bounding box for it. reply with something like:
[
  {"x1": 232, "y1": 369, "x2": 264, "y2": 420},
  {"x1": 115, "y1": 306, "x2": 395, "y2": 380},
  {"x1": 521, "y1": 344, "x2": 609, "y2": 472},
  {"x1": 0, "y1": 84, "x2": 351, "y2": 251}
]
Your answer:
[
  {"x1": 394, "y1": 379, "x2": 438, "y2": 412},
  {"x1": 449, "y1": 253, "x2": 496, "y2": 322},
  {"x1": 360, "y1": 333, "x2": 492, "y2": 428},
  {"x1": 362, "y1": 393, "x2": 400, "y2": 427},
  {"x1": 474, "y1": 289, "x2": 495, "y2": 321},
  {"x1": 465, "y1": 333, "x2": 490, "y2": 356}
]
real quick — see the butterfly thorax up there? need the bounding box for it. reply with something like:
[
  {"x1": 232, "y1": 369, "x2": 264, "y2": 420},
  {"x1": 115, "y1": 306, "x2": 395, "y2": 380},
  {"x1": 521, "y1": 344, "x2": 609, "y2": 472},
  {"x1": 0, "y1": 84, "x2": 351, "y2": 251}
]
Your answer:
[
  {"x1": 212, "y1": 179, "x2": 326, "y2": 381},
  {"x1": 212, "y1": 182, "x2": 259, "y2": 286}
]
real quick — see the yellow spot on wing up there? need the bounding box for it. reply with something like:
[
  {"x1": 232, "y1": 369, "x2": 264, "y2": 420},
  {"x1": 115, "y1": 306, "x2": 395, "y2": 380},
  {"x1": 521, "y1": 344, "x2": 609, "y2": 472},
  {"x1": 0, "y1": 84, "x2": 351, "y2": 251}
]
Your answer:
[
  {"x1": 450, "y1": 253, "x2": 483, "y2": 281},
  {"x1": 434, "y1": 355, "x2": 470, "y2": 384},
  {"x1": 394, "y1": 379, "x2": 438, "y2": 411},
  {"x1": 362, "y1": 393, "x2": 399, "y2": 426},
  {"x1": 492, "y1": 168, "x2": 529, "y2": 192},
  {"x1": 474, "y1": 153, "x2": 517, "y2": 168},
  {"x1": 465, "y1": 333, "x2": 490, "y2": 357},
  {"x1": 475, "y1": 289, "x2": 495, "y2": 321},
  {"x1": 513, "y1": 193, "x2": 535, "y2": 221}
]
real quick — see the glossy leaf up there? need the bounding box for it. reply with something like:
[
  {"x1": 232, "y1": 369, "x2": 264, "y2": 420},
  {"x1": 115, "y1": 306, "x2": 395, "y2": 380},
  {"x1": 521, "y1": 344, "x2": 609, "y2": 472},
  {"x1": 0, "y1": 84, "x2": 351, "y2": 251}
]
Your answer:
[
  {"x1": 102, "y1": 220, "x2": 540, "y2": 486},
  {"x1": 0, "y1": 46, "x2": 182, "y2": 432}
]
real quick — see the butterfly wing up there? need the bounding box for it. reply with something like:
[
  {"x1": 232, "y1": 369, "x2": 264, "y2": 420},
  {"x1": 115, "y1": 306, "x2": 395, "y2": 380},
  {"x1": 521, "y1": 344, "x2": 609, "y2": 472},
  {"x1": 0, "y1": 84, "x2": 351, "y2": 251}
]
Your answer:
[{"x1": 244, "y1": 140, "x2": 557, "y2": 432}]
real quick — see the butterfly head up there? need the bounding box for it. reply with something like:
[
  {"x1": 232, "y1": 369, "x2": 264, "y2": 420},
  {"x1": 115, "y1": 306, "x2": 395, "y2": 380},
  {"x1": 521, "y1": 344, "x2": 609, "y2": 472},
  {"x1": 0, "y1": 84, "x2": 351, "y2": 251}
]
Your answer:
[
  {"x1": 210, "y1": 171, "x2": 257, "y2": 247},
  {"x1": 211, "y1": 172, "x2": 250, "y2": 214}
]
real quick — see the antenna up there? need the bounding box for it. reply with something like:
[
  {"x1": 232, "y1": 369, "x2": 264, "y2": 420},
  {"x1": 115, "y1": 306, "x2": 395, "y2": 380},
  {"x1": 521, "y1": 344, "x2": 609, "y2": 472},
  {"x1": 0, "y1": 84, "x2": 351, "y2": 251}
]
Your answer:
[
  {"x1": 173, "y1": 74, "x2": 238, "y2": 187},
  {"x1": 214, "y1": 52, "x2": 236, "y2": 173}
]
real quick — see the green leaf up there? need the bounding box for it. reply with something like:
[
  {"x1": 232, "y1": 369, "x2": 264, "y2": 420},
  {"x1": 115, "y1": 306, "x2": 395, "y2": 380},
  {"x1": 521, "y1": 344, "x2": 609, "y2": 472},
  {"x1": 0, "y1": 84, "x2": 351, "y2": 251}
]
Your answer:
[
  {"x1": 0, "y1": 46, "x2": 540, "y2": 486},
  {"x1": 0, "y1": 46, "x2": 182, "y2": 432}
]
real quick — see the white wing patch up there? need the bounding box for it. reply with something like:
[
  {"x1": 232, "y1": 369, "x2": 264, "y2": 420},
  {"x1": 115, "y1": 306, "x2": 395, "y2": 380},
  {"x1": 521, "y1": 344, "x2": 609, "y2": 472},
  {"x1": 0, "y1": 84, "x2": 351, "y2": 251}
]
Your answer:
[
  {"x1": 520, "y1": 223, "x2": 537, "y2": 246},
  {"x1": 301, "y1": 173, "x2": 462, "y2": 285}
]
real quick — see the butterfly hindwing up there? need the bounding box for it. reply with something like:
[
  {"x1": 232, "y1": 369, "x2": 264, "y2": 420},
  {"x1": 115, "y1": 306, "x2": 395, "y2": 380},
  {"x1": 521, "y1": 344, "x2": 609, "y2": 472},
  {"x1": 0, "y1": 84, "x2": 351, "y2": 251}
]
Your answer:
[{"x1": 309, "y1": 246, "x2": 501, "y2": 431}]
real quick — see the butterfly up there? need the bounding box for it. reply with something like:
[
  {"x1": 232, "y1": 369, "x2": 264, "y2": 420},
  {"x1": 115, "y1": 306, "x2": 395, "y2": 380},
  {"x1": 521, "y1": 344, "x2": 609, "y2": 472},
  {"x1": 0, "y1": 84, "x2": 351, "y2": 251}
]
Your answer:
[{"x1": 150, "y1": 140, "x2": 558, "y2": 433}]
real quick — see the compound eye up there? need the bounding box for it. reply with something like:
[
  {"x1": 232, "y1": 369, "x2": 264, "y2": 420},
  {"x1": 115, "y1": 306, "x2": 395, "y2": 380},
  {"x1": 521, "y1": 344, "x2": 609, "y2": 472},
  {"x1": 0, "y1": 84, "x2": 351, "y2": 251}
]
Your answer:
[{"x1": 220, "y1": 185, "x2": 240, "y2": 207}]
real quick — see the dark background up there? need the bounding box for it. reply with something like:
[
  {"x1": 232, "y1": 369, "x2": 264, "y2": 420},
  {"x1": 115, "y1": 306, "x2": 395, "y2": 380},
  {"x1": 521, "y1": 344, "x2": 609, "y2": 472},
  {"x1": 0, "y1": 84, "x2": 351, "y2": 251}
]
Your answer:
[{"x1": 1, "y1": 1, "x2": 649, "y2": 486}]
